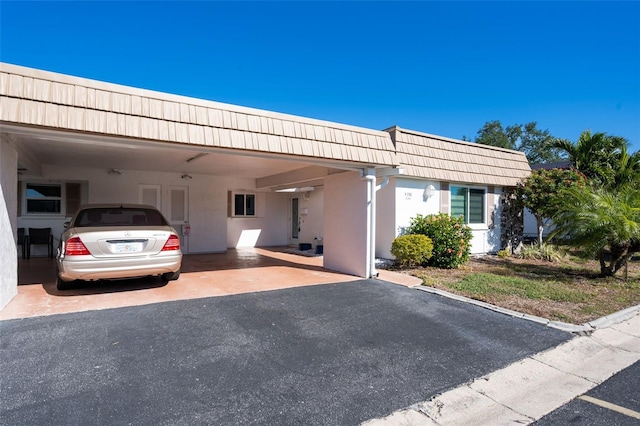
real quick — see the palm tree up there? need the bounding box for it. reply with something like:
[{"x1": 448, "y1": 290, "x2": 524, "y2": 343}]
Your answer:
[
  {"x1": 612, "y1": 145, "x2": 640, "y2": 190},
  {"x1": 552, "y1": 185, "x2": 640, "y2": 277},
  {"x1": 553, "y1": 131, "x2": 629, "y2": 189}
]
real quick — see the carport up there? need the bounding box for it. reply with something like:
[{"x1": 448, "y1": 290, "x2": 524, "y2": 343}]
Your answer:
[
  {"x1": 1, "y1": 247, "x2": 419, "y2": 320},
  {"x1": 0, "y1": 63, "x2": 399, "y2": 310}
]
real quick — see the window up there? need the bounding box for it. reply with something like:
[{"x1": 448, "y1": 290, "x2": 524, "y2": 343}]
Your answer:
[
  {"x1": 450, "y1": 186, "x2": 485, "y2": 224},
  {"x1": 26, "y1": 183, "x2": 62, "y2": 214},
  {"x1": 233, "y1": 193, "x2": 256, "y2": 216},
  {"x1": 74, "y1": 207, "x2": 167, "y2": 227},
  {"x1": 21, "y1": 181, "x2": 85, "y2": 216}
]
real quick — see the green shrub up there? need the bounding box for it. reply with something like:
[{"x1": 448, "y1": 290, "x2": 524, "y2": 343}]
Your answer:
[
  {"x1": 520, "y1": 243, "x2": 564, "y2": 262},
  {"x1": 405, "y1": 213, "x2": 473, "y2": 269},
  {"x1": 390, "y1": 234, "x2": 434, "y2": 268}
]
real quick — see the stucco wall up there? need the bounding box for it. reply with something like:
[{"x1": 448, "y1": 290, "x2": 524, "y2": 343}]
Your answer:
[
  {"x1": 226, "y1": 184, "x2": 288, "y2": 248},
  {"x1": 377, "y1": 179, "x2": 504, "y2": 258},
  {"x1": 17, "y1": 166, "x2": 291, "y2": 256},
  {"x1": 395, "y1": 178, "x2": 441, "y2": 235},
  {"x1": 375, "y1": 179, "x2": 396, "y2": 259},
  {"x1": 0, "y1": 140, "x2": 18, "y2": 310},
  {"x1": 376, "y1": 178, "x2": 440, "y2": 259},
  {"x1": 323, "y1": 171, "x2": 368, "y2": 277},
  {"x1": 190, "y1": 176, "x2": 227, "y2": 252}
]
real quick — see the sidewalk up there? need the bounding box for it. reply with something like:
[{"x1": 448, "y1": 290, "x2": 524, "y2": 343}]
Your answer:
[{"x1": 363, "y1": 311, "x2": 640, "y2": 425}]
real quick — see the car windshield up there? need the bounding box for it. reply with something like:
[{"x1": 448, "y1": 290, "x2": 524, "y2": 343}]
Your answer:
[{"x1": 74, "y1": 208, "x2": 168, "y2": 227}]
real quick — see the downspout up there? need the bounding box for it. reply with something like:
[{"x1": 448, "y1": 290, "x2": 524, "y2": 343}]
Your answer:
[{"x1": 361, "y1": 169, "x2": 390, "y2": 278}]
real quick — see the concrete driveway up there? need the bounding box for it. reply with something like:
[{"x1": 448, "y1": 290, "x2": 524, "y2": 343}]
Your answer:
[
  {"x1": 2, "y1": 248, "x2": 418, "y2": 320},
  {"x1": 1, "y1": 278, "x2": 571, "y2": 425}
]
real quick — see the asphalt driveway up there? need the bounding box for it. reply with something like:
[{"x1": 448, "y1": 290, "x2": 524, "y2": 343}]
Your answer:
[{"x1": 1, "y1": 279, "x2": 571, "y2": 425}]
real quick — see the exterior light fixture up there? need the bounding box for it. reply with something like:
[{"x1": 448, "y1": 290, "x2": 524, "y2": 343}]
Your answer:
[
  {"x1": 181, "y1": 174, "x2": 193, "y2": 180},
  {"x1": 108, "y1": 169, "x2": 122, "y2": 175},
  {"x1": 424, "y1": 184, "x2": 436, "y2": 199}
]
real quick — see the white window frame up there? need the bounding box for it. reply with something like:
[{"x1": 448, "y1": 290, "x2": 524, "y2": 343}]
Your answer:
[
  {"x1": 232, "y1": 192, "x2": 256, "y2": 217},
  {"x1": 450, "y1": 185, "x2": 487, "y2": 228},
  {"x1": 23, "y1": 182, "x2": 64, "y2": 216}
]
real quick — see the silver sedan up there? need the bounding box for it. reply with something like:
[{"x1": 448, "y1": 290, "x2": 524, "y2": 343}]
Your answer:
[{"x1": 56, "y1": 204, "x2": 182, "y2": 290}]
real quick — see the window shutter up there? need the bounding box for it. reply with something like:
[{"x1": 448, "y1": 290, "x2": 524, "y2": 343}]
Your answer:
[
  {"x1": 65, "y1": 183, "x2": 81, "y2": 216},
  {"x1": 440, "y1": 182, "x2": 449, "y2": 213}
]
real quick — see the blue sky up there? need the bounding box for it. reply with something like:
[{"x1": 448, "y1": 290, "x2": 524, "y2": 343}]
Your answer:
[{"x1": 1, "y1": 1, "x2": 639, "y2": 152}]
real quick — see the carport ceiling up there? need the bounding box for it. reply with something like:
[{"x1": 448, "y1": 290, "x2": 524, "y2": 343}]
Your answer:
[{"x1": 6, "y1": 126, "x2": 338, "y2": 183}]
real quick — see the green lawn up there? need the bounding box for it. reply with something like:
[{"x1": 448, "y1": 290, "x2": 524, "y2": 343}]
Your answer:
[{"x1": 407, "y1": 255, "x2": 640, "y2": 324}]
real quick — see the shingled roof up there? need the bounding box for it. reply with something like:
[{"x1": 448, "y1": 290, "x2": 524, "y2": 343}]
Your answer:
[
  {"x1": 1, "y1": 63, "x2": 531, "y2": 187},
  {"x1": 0, "y1": 63, "x2": 395, "y2": 166},
  {"x1": 386, "y1": 126, "x2": 531, "y2": 187}
]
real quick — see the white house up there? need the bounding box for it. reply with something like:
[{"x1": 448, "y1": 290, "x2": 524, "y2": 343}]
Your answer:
[
  {"x1": 377, "y1": 126, "x2": 530, "y2": 258},
  {"x1": 0, "y1": 63, "x2": 531, "y2": 310}
]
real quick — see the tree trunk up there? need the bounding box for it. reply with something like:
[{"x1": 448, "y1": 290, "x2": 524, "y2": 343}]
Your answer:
[
  {"x1": 610, "y1": 243, "x2": 631, "y2": 276},
  {"x1": 536, "y1": 216, "x2": 544, "y2": 248},
  {"x1": 598, "y1": 250, "x2": 612, "y2": 277},
  {"x1": 599, "y1": 243, "x2": 632, "y2": 277}
]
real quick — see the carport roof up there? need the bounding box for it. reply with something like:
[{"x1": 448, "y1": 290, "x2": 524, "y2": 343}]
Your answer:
[
  {"x1": 0, "y1": 62, "x2": 396, "y2": 170},
  {"x1": 1, "y1": 62, "x2": 531, "y2": 187}
]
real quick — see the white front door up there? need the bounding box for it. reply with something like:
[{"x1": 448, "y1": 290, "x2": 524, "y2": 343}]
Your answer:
[
  {"x1": 289, "y1": 196, "x2": 299, "y2": 246},
  {"x1": 166, "y1": 186, "x2": 189, "y2": 252}
]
